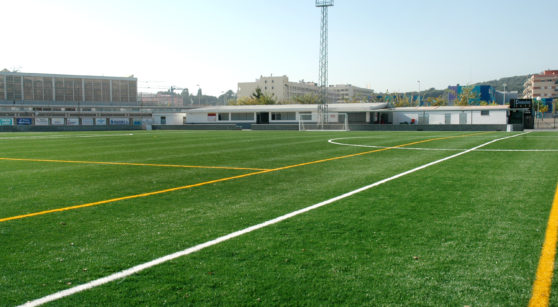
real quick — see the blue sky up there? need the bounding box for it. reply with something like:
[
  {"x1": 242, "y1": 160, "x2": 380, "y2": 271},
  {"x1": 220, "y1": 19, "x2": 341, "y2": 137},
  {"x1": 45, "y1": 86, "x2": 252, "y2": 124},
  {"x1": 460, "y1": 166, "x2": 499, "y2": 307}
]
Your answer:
[{"x1": 2, "y1": 0, "x2": 557, "y2": 96}]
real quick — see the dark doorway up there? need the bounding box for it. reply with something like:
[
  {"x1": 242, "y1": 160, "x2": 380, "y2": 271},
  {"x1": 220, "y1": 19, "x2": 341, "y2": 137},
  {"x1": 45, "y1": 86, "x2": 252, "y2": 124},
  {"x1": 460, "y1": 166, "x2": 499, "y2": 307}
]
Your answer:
[{"x1": 257, "y1": 112, "x2": 269, "y2": 124}]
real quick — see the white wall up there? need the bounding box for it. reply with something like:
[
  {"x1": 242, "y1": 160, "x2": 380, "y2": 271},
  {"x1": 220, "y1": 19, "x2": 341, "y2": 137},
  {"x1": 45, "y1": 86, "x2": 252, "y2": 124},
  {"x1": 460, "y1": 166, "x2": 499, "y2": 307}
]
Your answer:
[
  {"x1": 185, "y1": 112, "x2": 256, "y2": 124},
  {"x1": 153, "y1": 113, "x2": 185, "y2": 125},
  {"x1": 184, "y1": 113, "x2": 208, "y2": 124},
  {"x1": 394, "y1": 110, "x2": 507, "y2": 125},
  {"x1": 428, "y1": 113, "x2": 446, "y2": 124},
  {"x1": 471, "y1": 110, "x2": 507, "y2": 124}
]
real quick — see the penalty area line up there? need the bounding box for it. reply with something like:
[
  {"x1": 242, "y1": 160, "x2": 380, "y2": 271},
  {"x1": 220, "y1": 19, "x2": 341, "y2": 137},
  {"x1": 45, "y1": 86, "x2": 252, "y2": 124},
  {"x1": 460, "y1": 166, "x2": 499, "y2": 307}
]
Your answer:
[{"x1": 18, "y1": 131, "x2": 529, "y2": 307}]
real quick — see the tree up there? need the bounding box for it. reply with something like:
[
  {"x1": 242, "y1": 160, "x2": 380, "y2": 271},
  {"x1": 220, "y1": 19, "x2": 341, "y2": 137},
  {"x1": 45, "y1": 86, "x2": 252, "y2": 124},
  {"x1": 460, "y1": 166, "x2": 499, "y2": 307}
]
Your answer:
[
  {"x1": 229, "y1": 88, "x2": 276, "y2": 105},
  {"x1": 455, "y1": 86, "x2": 479, "y2": 106},
  {"x1": 231, "y1": 97, "x2": 258, "y2": 105},
  {"x1": 180, "y1": 88, "x2": 191, "y2": 105},
  {"x1": 251, "y1": 88, "x2": 263, "y2": 100},
  {"x1": 430, "y1": 96, "x2": 448, "y2": 106},
  {"x1": 218, "y1": 90, "x2": 236, "y2": 105},
  {"x1": 534, "y1": 99, "x2": 549, "y2": 113},
  {"x1": 251, "y1": 88, "x2": 276, "y2": 105},
  {"x1": 393, "y1": 93, "x2": 411, "y2": 107},
  {"x1": 292, "y1": 93, "x2": 319, "y2": 104}
]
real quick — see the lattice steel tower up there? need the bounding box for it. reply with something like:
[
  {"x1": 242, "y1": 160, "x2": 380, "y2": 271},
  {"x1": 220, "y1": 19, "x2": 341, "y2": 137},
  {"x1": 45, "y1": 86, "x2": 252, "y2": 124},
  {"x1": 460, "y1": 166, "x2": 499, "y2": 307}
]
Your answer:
[{"x1": 315, "y1": 0, "x2": 334, "y2": 124}]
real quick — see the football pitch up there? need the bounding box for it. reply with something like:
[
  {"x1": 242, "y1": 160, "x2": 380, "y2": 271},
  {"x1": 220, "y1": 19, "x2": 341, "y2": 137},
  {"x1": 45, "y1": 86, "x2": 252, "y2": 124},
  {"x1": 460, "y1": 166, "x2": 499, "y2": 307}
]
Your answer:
[{"x1": 1, "y1": 130, "x2": 558, "y2": 306}]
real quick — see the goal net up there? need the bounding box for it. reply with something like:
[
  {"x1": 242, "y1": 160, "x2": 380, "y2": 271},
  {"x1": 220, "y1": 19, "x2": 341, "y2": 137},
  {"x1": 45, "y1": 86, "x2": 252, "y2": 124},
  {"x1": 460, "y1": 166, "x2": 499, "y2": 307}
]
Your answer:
[{"x1": 299, "y1": 113, "x2": 349, "y2": 131}]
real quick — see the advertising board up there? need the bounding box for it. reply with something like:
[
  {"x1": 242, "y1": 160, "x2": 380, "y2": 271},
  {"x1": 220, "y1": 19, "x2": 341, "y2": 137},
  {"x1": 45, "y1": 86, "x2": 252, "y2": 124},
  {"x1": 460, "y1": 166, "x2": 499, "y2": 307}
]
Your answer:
[
  {"x1": 67, "y1": 118, "x2": 80, "y2": 126},
  {"x1": 0, "y1": 118, "x2": 14, "y2": 126},
  {"x1": 81, "y1": 118, "x2": 94, "y2": 126},
  {"x1": 110, "y1": 118, "x2": 129, "y2": 125},
  {"x1": 35, "y1": 118, "x2": 49, "y2": 126},
  {"x1": 51, "y1": 118, "x2": 65, "y2": 125},
  {"x1": 16, "y1": 118, "x2": 33, "y2": 125}
]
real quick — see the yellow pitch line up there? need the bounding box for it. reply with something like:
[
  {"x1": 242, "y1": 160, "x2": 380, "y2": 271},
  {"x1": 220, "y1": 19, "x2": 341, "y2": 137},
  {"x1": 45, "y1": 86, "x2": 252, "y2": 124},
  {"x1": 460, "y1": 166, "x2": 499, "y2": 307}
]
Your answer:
[
  {"x1": 0, "y1": 157, "x2": 268, "y2": 171},
  {"x1": 529, "y1": 184, "x2": 558, "y2": 307},
  {"x1": 0, "y1": 170, "x2": 270, "y2": 223},
  {"x1": 0, "y1": 132, "x2": 492, "y2": 223}
]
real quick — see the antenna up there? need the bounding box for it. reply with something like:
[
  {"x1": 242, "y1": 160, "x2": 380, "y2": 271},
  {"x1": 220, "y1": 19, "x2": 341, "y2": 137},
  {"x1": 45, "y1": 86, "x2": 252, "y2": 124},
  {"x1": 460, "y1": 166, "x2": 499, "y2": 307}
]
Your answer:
[{"x1": 315, "y1": 0, "x2": 333, "y2": 124}]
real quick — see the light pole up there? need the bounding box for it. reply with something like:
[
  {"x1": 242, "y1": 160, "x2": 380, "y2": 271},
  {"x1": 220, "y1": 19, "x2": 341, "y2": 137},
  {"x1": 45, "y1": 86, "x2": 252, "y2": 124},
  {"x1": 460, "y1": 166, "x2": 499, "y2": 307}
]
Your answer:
[
  {"x1": 536, "y1": 96, "x2": 541, "y2": 128},
  {"x1": 502, "y1": 83, "x2": 507, "y2": 105},
  {"x1": 417, "y1": 80, "x2": 421, "y2": 106},
  {"x1": 196, "y1": 84, "x2": 200, "y2": 106}
]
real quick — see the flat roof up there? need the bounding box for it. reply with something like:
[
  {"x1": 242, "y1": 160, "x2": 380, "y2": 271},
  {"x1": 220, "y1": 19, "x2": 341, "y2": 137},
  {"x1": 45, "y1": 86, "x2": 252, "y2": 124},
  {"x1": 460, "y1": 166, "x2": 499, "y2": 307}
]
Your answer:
[
  {"x1": 392, "y1": 105, "x2": 510, "y2": 111},
  {"x1": 188, "y1": 103, "x2": 388, "y2": 113}
]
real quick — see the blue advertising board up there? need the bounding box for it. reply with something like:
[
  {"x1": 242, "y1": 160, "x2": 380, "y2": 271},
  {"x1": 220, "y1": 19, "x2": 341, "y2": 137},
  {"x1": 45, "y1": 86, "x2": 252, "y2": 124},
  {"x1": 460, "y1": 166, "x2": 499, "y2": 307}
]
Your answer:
[{"x1": 16, "y1": 118, "x2": 33, "y2": 125}]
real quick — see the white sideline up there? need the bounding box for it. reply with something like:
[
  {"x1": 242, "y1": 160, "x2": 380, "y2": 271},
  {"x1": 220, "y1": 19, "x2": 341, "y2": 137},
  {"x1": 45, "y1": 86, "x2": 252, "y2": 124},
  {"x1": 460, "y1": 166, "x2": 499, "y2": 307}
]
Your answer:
[{"x1": 19, "y1": 132, "x2": 529, "y2": 307}]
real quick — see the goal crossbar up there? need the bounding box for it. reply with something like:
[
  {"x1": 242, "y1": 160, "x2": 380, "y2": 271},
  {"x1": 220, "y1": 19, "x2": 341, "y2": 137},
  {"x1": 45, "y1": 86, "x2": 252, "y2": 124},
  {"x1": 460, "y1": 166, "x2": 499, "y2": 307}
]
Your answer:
[{"x1": 299, "y1": 113, "x2": 349, "y2": 131}]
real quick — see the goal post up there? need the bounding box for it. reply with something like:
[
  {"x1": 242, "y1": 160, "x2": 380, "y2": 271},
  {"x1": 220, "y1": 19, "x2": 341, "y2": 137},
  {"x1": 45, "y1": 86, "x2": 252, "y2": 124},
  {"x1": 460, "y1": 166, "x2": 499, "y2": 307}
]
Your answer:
[{"x1": 299, "y1": 112, "x2": 349, "y2": 131}]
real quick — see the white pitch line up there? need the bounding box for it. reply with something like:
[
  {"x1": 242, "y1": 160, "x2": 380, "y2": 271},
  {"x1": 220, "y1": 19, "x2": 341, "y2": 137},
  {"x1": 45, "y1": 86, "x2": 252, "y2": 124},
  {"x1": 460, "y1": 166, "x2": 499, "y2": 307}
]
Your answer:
[
  {"x1": 329, "y1": 136, "x2": 558, "y2": 152},
  {"x1": 18, "y1": 132, "x2": 529, "y2": 307}
]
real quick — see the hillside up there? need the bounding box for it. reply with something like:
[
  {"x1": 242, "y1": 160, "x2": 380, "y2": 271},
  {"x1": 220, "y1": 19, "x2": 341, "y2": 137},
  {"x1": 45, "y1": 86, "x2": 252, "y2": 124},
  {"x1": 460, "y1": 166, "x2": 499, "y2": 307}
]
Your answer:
[
  {"x1": 473, "y1": 75, "x2": 530, "y2": 93},
  {"x1": 387, "y1": 74, "x2": 530, "y2": 98}
]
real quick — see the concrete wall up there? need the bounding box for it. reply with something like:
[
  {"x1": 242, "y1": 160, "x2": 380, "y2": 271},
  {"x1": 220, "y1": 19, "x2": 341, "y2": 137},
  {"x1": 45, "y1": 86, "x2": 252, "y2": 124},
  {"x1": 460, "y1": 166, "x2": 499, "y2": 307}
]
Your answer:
[
  {"x1": 393, "y1": 110, "x2": 507, "y2": 125},
  {"x1": 349, "y1": 124, "x2": 521, "y2": 131},
  {"x1": 164, "y1": 123, "x2": 519, "y2": 132},
  {"x1": 153, "y1": 124, "x2": 240, "y2": 130},
  {"x1": 0, "y1": 125, "x2": 141, "y2": 132}
]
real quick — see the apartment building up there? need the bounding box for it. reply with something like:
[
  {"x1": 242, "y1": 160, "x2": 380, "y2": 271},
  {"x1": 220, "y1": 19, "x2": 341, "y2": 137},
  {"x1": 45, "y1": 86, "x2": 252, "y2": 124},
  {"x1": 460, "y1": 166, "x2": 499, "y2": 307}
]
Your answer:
[
  {"x1": 522, "y1": 70, "x2": 558, "y2": 99},
  {"x1": 237, "y1": 75, "x2": 374, "y2": 104},
  {"x1": 331, "y1": 84, "x2": 375, "y2": 102}
]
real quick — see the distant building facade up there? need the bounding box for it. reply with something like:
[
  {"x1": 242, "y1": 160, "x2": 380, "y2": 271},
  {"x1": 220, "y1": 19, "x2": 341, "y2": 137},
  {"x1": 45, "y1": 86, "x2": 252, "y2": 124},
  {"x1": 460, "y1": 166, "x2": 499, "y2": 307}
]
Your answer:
[
  {"x1": 237, "y1": 75, "x2": 374, "y2": 104},
  {"x1": 139, "y1": 93, "x2": 183, "y2": 106},
  {"x1": 330, "y1": 84, "x2": 375, "y2": 102},
  {"x1": 448, "y1": 84, "x2": 495, "y2": 104},
  {"x1": 494, "y1": 90, "x2": 518, "y2": 105},
  {"x1": 522, "y1": 70, "x2": 558, "y2": 99},
  {"x1": 0, "y1": 70, "x2": 137, "y2": 105}
]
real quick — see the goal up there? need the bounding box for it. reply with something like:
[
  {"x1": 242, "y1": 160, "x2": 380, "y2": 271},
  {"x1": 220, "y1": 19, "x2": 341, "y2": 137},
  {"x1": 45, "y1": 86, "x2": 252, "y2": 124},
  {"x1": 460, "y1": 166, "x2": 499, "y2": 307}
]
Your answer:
[{"x1": 299, "y1": 113, "x2": 349, "y2": 131}]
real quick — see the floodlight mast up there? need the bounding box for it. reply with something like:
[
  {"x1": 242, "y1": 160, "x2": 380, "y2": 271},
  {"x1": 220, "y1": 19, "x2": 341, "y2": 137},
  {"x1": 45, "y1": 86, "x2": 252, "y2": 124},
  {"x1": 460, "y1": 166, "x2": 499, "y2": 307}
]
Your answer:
[{"x1": 316, "y1": 0, "x2": 333, "y2": 125}]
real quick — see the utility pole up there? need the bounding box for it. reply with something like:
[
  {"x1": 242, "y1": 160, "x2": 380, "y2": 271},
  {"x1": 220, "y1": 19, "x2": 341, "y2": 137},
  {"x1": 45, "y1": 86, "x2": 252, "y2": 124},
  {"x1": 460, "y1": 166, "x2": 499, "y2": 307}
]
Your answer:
[{"x1": 502, "y1": 83, "x2": 507, "y2": 105}]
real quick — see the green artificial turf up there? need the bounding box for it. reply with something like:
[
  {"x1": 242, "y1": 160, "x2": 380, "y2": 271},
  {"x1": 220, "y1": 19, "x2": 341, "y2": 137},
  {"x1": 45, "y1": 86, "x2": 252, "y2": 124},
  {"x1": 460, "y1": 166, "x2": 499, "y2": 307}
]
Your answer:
[{"x1": 1, "y1": 130, "x2": 557, "y2": 306}]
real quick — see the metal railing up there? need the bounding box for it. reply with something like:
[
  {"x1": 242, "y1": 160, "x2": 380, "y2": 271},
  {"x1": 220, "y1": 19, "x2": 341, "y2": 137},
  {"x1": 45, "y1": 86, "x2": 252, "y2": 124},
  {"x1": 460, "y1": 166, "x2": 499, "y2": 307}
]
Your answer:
[{"x1": 535, "y1": 113, "x2": 558, "y2": 129}]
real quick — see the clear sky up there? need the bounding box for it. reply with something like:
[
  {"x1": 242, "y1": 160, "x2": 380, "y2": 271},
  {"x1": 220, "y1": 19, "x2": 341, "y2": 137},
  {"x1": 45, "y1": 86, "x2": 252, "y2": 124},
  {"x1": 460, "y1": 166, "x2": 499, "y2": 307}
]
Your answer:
[{"x1": 2, "y1": 0, "x2": 557, "y2": 96}]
